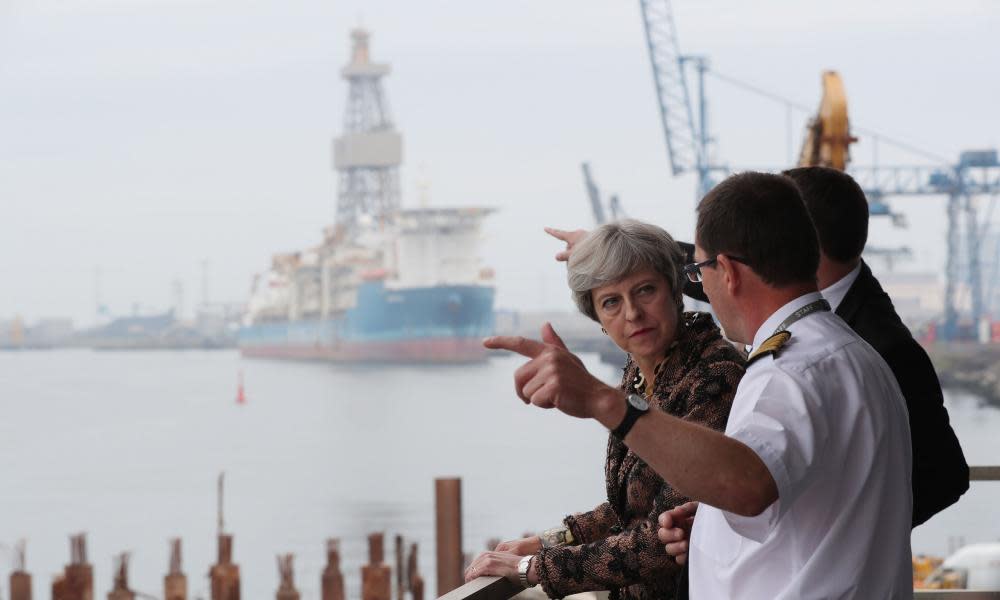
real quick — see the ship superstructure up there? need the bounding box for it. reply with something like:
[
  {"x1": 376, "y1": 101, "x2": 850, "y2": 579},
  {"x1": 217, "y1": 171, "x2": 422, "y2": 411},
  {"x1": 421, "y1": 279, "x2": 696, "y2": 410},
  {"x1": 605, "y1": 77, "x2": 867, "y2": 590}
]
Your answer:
[{"x1": 239, "y1": 29, "x2": 495, "y2": 362}]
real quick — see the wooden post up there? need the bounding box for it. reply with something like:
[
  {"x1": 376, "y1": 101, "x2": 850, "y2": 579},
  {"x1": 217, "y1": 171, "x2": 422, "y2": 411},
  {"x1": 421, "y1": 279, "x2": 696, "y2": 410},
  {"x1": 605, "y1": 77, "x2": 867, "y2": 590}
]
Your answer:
[
  {"x1": 394, "y1": 535, "x2": 404, "y2": 600},
  {"x1": 52, "y1": 576, "x2": 69, "y2": 600},
  {"x1": 10, "y1": 539, "x2": 31, "y2": 600},
  {"x1": 10, "y1": 571, "x2": 31, "y2": 600},
  {"x1": 321, "y1": 539, "x2": 345, "y2": 600},
  {"x1": 107, "y1": 553, "x2": 135, "y2": 600},
  {"x1": 210, "y1": 534, "x2": 240, "y2": 600},
  {"x1": 407, "y1": 543, "x2": 423, "y2": 600},
  {"x1": 435, "y1": 478, "x2": 462, "y2": 596},
  {"x1": 361, "y1": 533, "x2": 391, "y2": 600},
  {"x1": 164, "y1": 538, "x2": 187, "y2": 600},
  {"x1": 60, "y1": 533, "x2": 93, "y2": 600},
  {"x1": 406, "y1": 543, "x2": 418, "y2": 594},
  {"x1": 275, "y1": 554, "x2": 300, "y2": 600}
]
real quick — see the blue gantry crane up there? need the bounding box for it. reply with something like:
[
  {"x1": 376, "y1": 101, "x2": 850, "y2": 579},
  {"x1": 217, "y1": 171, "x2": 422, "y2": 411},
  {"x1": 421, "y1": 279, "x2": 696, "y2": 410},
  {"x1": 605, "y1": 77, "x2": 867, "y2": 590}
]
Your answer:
[{"x1": 635, "y1": 0, "x2": 1000, "y2": 340}]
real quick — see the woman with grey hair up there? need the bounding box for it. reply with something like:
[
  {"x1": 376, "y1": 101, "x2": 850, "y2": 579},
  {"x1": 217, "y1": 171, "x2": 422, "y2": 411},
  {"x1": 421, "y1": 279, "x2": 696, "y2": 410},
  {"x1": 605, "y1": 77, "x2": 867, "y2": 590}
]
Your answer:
[{"x1": 466, "y1": 220, "x2": 744, "y2": 600}]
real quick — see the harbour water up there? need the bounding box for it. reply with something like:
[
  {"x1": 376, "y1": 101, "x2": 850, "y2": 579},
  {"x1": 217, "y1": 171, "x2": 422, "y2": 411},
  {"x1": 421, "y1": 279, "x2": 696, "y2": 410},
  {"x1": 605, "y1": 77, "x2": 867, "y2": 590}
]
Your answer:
[{"x1": 0, "y1": 350, "x2": 996, "y2": 598}]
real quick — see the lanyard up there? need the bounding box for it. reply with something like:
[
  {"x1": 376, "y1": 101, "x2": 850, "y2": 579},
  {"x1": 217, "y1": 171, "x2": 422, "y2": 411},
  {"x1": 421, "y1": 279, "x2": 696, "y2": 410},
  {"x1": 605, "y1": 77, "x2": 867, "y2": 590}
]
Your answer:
[{"x1": 772, "y1": 298, "x2": 831, "y2": 335}]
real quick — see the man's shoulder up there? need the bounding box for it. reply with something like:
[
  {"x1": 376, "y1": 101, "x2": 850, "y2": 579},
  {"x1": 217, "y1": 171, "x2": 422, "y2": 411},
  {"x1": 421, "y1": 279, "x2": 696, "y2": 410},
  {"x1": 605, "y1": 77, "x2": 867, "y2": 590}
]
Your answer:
[
  {"x1": 839, "y1": 264, "x2": 914, "y2": 350},
  {"x1": 776, "y1": 312, "x2": 860, "y2": 367}
]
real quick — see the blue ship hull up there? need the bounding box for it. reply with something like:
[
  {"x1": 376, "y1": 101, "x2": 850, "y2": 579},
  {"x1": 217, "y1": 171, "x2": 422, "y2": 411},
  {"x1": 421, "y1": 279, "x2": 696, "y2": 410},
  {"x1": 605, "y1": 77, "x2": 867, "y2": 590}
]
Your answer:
[{"x1": 239, "y1": 282, "x2": 495, "y2": 363}]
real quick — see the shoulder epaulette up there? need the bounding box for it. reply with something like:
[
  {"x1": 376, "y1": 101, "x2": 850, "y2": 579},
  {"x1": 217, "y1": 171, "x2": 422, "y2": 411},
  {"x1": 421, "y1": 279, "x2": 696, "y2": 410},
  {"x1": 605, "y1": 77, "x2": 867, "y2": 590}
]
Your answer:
[{"x1": 746, "y1": 331, "x2": 792, "y2": 366}]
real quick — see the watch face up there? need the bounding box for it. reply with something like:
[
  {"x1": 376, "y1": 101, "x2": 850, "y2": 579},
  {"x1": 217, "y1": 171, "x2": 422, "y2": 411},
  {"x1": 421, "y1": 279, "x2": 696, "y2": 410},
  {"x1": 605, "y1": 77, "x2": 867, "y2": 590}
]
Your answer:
[{"x1": 627, "y1": 393, "x2": 649, "y2": 410}]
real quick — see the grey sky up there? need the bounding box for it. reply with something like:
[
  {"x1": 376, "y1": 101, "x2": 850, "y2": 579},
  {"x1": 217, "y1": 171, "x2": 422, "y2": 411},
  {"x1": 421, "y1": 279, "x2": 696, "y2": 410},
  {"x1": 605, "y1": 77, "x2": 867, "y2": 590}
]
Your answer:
[{"x1": 1, "y1": 0, "x2": 998, "y2": 324}]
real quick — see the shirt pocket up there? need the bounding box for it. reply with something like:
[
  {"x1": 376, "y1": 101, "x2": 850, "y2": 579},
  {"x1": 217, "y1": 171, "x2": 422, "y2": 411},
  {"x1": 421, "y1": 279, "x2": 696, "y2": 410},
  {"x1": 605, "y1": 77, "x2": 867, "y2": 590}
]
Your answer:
[{"x1": 691, "y1": 509, "x2": 744, "y2": 567}]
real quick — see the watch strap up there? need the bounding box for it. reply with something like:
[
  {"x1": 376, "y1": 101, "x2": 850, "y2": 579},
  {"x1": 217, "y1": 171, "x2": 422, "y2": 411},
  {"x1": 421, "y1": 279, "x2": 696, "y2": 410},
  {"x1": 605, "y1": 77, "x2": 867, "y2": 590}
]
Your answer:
[{"x1": 611, "y1": 394, "x2": 649, "y2": 440}]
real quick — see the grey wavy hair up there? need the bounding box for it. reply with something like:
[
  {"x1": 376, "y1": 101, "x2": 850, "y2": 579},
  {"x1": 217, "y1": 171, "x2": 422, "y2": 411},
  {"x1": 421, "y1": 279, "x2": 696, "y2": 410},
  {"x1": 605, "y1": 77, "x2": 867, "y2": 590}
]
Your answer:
[{"x1": 567, "y1": 219, "x2": 685, "y2": 322}]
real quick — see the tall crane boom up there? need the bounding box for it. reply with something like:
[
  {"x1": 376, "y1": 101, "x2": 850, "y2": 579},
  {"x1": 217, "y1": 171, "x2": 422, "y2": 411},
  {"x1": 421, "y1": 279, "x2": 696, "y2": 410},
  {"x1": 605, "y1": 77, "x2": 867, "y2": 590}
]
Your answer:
[
  {"x1": 581, "y1": 163, "x2": 607, "y2": 225},
  {"x1": 638, "y1": 0, "x2": 700, "y2": 177},
  {"x1": 797, "y1": 71, "x2": 856, "y2": 170}
]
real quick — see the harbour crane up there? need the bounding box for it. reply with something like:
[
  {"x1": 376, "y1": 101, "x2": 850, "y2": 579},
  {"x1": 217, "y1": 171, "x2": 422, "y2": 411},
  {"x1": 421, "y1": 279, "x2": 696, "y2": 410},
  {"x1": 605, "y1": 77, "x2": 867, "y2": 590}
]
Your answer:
[
  {"x1": 581, "y1": 162, "x2": 624, "y2": 225},
  {"x1": 636, "y1": 0, "x2": 1000, "y2": 340}
]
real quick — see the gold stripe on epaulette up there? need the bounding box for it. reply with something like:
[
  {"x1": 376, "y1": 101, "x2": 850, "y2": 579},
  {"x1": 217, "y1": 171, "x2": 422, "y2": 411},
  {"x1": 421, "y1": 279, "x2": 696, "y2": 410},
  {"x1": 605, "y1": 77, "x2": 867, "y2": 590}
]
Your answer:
[{"x1": 747, "y1": 331, "x2": 792, "y2": 366}]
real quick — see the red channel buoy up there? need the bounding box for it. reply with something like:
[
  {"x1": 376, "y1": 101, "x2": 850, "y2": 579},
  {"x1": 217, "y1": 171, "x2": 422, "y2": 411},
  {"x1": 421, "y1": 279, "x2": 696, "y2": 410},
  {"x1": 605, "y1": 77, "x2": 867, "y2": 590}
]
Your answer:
[{"x1": 236, "y1": 370, "x2": 246, "y2": 405}]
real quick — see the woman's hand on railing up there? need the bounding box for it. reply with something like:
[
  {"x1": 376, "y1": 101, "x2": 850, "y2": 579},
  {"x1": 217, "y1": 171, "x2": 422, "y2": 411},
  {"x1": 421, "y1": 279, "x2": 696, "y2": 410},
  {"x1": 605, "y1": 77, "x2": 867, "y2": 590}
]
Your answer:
[
  {"x1": 494, "y1": 536, "x2": 542, "y2": 555},
  {"x1": 545, "y1": 227, "x2": 588, "y2": 262},
  {"x1": 657, "y1": 501, "x2": 698, "y2": 565},
  {"x1": 464, "y1": 550, "x2": 530, "y2": 585}
]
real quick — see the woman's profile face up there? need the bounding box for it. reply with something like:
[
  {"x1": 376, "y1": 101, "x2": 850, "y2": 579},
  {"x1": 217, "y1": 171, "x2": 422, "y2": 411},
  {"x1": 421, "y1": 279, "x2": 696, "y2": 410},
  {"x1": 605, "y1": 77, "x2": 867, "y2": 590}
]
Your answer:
[{"x1": 591, "y1": 268, "x2": 679, "y2": 364}]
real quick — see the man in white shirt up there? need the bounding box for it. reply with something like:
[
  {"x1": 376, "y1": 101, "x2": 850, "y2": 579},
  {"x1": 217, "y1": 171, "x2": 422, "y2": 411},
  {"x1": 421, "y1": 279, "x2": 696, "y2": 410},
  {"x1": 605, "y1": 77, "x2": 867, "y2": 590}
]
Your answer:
[{"x1": 489, "y1": 171, "x2": 913, "y2": 598}]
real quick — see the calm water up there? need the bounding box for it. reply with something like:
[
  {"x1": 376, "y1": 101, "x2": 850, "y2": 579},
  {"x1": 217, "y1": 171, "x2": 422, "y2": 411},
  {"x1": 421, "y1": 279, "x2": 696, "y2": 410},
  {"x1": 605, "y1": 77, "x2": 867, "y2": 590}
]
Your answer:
[{"x1": 0, "y1": 350, "x2": 996, "y2": 598}]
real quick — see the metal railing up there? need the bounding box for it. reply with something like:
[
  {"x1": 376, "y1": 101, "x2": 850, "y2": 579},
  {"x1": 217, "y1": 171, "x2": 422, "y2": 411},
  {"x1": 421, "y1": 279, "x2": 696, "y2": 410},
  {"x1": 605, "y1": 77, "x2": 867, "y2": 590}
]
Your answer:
[
  {"x1": 443, "y1": 467, "x2": 1000, "y2": 600},
  {"x1": 915, "y1": 465, "x2": 1000, "y2": 598},
  {"x1": 438, "y1": 577, "x2": 521, "y2": 600}
]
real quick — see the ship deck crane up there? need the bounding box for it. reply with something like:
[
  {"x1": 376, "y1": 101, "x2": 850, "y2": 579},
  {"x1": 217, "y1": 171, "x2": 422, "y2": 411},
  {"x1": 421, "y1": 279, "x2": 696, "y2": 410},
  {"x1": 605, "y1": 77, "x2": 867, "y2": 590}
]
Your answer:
[{"x1": 635, "y1": 0, "x2": 1000, "y2": 340}]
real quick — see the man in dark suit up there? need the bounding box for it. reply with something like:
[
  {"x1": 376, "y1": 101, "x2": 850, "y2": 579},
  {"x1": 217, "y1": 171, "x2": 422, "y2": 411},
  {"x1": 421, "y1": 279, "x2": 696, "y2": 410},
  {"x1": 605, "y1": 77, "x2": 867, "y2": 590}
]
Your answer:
[
  {"x1": 548, "y1": 167, "x2": 968, "y2": 527},
  {"x1": 780, "y1": 166, "x2": 968, "y2": 526}
]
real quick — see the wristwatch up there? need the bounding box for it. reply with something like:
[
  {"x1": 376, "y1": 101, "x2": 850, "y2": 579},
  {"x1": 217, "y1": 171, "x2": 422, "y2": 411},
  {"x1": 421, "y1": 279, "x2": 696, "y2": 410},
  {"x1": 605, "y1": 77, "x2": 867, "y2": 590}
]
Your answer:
[
  {"x1": 611, "y1": 393, "x2": 650, "y2": 440},
  {"x1": 517, "y1": 555, "x2": 535, "y2": 588}
]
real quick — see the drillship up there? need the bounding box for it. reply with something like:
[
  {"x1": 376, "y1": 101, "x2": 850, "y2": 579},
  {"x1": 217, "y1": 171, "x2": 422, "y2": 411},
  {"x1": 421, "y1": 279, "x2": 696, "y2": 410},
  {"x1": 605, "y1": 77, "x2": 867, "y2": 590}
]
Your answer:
[{"x1": 239, "y1": 29, "x2": 496, "y2": 363}]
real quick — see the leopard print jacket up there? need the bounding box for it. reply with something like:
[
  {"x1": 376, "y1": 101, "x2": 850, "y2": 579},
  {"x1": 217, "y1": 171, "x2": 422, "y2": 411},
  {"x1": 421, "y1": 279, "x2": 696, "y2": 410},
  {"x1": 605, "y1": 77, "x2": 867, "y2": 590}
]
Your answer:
[{"x1": 534, "y1": 312, "x2": 745, "y2": 600}]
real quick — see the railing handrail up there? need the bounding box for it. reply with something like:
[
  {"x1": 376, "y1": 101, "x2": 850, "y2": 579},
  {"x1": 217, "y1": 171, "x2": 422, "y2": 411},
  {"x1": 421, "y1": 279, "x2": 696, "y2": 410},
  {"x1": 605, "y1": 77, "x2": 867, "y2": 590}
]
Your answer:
[
  {"x1": 969, "y1": 465, "x2": 1000, "y2": 481},
  {"x1": 915, "y1": 592, "x2": 1000, "y2": 598},
  {"x1": 439, "y1": 466, "x2": 1000, "y2": 600},
  {"x1": 438, "y1": 576, "x2": 522, "y2": 600}
]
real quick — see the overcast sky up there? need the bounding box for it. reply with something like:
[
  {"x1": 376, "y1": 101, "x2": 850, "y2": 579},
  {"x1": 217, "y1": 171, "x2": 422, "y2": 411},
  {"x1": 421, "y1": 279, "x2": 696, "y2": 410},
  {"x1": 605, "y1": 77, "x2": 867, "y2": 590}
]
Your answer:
[{"x1": 1, "y1": 0, "x2": 998, "y2": 324}]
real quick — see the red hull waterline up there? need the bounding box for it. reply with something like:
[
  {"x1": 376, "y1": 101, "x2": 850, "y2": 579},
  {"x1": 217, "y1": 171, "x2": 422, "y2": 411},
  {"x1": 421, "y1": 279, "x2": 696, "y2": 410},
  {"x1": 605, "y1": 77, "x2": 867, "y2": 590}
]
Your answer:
[{"x1": 240, "y1": 338, "x2": 488, "y2": 363}]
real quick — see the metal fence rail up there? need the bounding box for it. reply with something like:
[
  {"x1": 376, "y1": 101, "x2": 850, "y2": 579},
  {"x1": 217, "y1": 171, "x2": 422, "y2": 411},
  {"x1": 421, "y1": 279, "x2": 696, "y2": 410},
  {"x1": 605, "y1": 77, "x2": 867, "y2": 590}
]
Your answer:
[
  {"x1": 969, "y1": 466, "x2": 1000, "y2": 481},
  {"x1": 916, "y1": 593, "x2": 1000, "y2": 599},
  {"x1": 442, "y1": 467, "x2": 1000, "y2": 600}
]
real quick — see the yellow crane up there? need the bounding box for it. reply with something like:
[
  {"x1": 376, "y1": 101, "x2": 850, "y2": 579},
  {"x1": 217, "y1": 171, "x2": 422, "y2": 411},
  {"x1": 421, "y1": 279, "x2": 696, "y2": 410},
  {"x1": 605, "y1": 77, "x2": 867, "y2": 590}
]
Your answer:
[{"x1": 797, "y1": 70, "x2": 857, "y2": 171}]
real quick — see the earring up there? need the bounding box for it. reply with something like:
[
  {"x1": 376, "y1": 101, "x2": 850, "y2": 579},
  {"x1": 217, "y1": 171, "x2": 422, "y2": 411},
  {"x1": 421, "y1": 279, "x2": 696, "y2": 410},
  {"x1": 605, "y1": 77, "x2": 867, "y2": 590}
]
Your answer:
[{"x1": 601, "y1": 327, "x2": 607, "y2": 335}]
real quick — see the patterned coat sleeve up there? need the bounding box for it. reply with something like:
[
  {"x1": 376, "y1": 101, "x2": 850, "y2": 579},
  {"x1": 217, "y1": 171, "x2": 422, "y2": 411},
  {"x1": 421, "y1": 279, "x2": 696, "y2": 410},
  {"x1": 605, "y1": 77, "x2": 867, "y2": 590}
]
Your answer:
[
  {"x1": 534, "y1": 352, "x2": 743, "y2": 599},
  {"x1": 563, "y1": 502, "x2": 618, "y2": 545}
]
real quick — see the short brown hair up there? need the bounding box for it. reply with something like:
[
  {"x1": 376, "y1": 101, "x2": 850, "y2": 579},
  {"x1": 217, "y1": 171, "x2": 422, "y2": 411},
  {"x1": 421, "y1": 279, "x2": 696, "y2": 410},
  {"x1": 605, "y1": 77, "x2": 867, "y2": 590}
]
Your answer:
[
  {"x1": 696, "y1": 172, "x2": 819, "y2": 286},
  {"x1": 783, "y1": 166, "x2": 869, "y2": 263}
]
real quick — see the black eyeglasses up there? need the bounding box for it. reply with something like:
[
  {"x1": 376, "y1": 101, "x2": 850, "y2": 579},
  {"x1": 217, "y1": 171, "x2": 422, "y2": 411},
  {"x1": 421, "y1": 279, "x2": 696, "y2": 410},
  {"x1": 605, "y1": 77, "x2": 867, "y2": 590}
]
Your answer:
[{"x1": 683, "y1": 255, "x2": 750, "y2": 283}]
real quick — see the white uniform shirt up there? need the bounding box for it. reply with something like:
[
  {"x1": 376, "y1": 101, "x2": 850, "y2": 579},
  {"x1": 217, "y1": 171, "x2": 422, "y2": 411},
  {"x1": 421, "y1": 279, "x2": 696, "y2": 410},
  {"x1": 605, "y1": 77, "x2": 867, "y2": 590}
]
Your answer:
[
  {"x1": 688, "y1": 292, "x2": 913, "y2": 599},
  {"x1": 819, "y1": 262, "x2": 863, "y2": 312}
]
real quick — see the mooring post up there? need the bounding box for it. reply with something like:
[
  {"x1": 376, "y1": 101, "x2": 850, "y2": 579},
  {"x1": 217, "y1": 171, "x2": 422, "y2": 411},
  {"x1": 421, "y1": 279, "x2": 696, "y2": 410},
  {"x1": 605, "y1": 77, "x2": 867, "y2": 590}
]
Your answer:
[
  {"x1": 361, "y1": 533, "x2": 391, "y2": 600},
  {"x1": 106, "y1": 553, "x2": 135, "y2": 600},
  {"x1": 55, "y1": 533, "x2": 93, "y2": 600},
  {"x1": 209, "y1": 534, "x2": 241, "y2": 600},
  {"x1": 321, "y1": 539, "x2": 345, "y2": 600},
  {"x1": 164, "y1": 538, "x2": 187, "y2": 600},
  {"x1": 406, "y1": 542, "x2": 417, "y2": 593},
  {"x1": 435, "y1": 478, "x2": 462, "y2": 596},
  {"x1": 275, "y1": 554, "x2": 300, "y2": 600},
  {"x1": 9, "y1": 539, "x2": 31, "y2": 600},
  {"x1": 407, "y1": 542, "x2": 423, "y2": 600},
  {"x1": 394, "y1": 535, "x2": 404, "y2": 600},
  {"x1": 10, "y1": 571, "x2": 31, "y2": 600}
]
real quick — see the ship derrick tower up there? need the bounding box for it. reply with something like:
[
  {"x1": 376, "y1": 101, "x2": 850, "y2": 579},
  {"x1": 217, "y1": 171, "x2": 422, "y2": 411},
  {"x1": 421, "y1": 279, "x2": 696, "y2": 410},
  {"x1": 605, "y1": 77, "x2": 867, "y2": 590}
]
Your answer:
[{"x1": 333, "y1": 29, "x2": 403, "y2": 227}]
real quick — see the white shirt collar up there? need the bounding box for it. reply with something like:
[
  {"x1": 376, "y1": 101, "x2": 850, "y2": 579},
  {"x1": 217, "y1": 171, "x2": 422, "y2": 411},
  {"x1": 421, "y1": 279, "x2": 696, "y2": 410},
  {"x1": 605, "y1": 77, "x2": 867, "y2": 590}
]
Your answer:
[
  {"x1": 751, "y1": 291, "x2": 825, "y2": 349},
  {"x1": 819, "y1": 262, "x2": 863, "y2": 312}
]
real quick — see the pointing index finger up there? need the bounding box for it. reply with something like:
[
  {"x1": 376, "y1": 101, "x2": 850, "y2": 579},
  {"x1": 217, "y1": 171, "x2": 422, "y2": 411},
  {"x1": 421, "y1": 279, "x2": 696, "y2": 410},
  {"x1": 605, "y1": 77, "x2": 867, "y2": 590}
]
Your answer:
[
  {"x1": 483, "y1": 335, "x2": 546, "y2": 358},
  {"x1": 544, "y1": 226, "x2": 572, "y2": 242}
]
